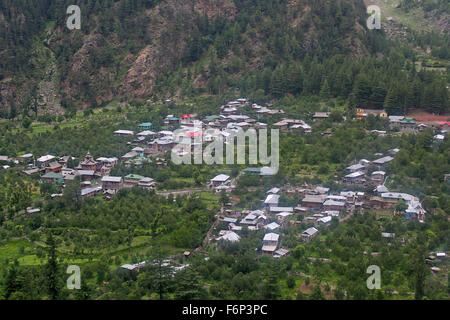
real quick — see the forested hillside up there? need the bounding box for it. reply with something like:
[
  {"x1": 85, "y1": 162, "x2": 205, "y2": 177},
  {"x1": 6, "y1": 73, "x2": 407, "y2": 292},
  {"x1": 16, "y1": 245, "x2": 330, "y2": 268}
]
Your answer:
[{"x1": 1, "y1": 0, "x2": 448, "y2": 118}]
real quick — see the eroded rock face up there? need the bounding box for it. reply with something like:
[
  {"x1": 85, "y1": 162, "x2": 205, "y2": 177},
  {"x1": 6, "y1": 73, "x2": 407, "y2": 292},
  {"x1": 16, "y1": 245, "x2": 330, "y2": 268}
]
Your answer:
[{"x1": 118, "y1": 0, "x2": 237, "y2": 99}]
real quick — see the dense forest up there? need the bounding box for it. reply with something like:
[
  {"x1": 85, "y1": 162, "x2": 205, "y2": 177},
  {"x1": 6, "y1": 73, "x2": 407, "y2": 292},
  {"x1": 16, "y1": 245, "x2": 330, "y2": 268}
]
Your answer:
[{"x1": 0, "y1": 0, "x2": 448, "y2": 117}]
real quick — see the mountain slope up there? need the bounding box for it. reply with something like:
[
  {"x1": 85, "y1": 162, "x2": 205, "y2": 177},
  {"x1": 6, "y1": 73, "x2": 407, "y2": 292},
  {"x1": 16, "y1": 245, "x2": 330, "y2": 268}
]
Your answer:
[
  {"x1": 0, "y1": 0, "x2": 447, "y2": 117},
  {"x1": 0, "y1": 0, "x2": 376, "y2": 113}
]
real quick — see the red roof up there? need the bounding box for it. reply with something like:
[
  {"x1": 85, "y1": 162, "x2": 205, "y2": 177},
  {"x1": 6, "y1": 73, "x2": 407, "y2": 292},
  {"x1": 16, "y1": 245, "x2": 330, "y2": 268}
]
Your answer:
[
  {"x1": 440, "y1": 122, "x2": 450, "y2": 126},
  {"x1": 181, "y1": 114, "x2": 193, "y2": 119},
  {"x1": 187, "y1": 131, "x2": 202, "y2": 137}
]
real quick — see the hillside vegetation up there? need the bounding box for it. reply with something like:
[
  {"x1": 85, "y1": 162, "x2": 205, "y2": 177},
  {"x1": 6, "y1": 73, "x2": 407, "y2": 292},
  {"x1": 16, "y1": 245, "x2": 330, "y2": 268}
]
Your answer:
[{"x1": 0, "y1": 0, "x2": 448, "y2": 118}]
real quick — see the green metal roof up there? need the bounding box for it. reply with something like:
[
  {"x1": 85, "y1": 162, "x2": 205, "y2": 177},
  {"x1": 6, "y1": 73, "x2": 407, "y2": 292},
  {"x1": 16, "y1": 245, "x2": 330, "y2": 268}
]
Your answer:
[
  {"x1": 42, "y1": 172, "x2": 64, "y2": 179},
  {"x1": 125, "y1": 174, "x2": 146, "y2": 180},
  {"x1": 138, "y1": 122, "x2": 152, "y2": 127},
  {"x1": 204, "y1": 115, "x2": 220, "y2": 121},
  {"x1": 400, "y1": 118, "x2": 416, "y2": 124}
]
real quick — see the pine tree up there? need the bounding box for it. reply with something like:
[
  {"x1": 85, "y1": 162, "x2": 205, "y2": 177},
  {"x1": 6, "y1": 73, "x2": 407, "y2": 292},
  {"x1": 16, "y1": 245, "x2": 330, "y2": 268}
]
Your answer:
[
  {"x1": 320, "y1": 79, "x2": 331, "y2": 99},
  {"x1": 45, "y1": 233, "x2": 60, "y2": 300},
  {"x1": 413, "y1": 245, "x2": 427, "y2": 300},
  {"x1": 384, "y1": 85, "x2": 401, "y2": 115},
  {"x1": 174, "y1": 267, "x2": 207, "y2": 300}
]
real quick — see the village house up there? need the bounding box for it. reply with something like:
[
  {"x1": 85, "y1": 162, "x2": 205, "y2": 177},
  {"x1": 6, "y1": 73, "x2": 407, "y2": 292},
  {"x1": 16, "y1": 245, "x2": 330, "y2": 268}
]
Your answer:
[
  {"x1": 417, "y1": 123, "x2": 428, "y2": 132},
  {"x1": 101, "y1": 176, "x2": 124, "y2": 193},
  {"x1": 323, "y1": 199, "x2": 346, "y2": 212},
  {"x1": 61, "y1": 168, "x2": 79, "y2": 182},
  {"x1": 114, "y1": 130, "x2": 134, "y2": 136},
  {"x1": 149, "y1": 137, "x2": 174, "y2": 153},
  {"x1": 323, "y1": 210, "x2": 340, "y2": 217},
  {"x1": 274, "y1": 248, "x2": 289, "y2": 258},
  {"x1": 138, "y1": 122, "x2": 152, "y2": 131},
  {"x1": 357, "y1": 108, "x2": 388, "y2": 119},
  {"x1": 124, "y1": 174, "x2": 147, "y2": 186},
  {"x1": 36, "y1": 155, "x2": 55, "y2": 165},
  {"x1": 81, "y1": 181, "x2": 92, "y2": 189},
  {"x1": 216, "y1": 231, "x2": 241, "y2": 242},
  {"x1": 267, "y1": 187, "x2": 280, "y2": 194},
  {"x1": 273, "y1": 120, "x2": 289, "y2": 131},
  {"x1": 388, "y1": 115, "x2": 405, "y2": 127},
  {"x1": 373, "y1": 156, "x2": 394, "y2": 166},
  {"x1": 321, "y1": 129, "x2": 333, "y2": 137},
  {"x1": 137, "y1": 130, "x2": 156, "y2": 139},
  {"x1": 302, "y1": 195, "x2": 325, "y2": 211},
  {"x1": 262, "y1": 233, "x2": 279, "y2": 256},
  {"x1": 340, "y1": 191, "x2": 356, "y2": 203},
  {"x1": 138, "y1": 177, "x2": 155, "y2": 190},
  {"x1": 399, "y1": 118, "x2": 416, "y2": 132},
  {"x1": 371, "y1": 171, "x2": 386, "y2": 185},
  {"x1": 264, "y1": 222, "x2": 280, "y2": 231},
  {"x1": 389, "y1": 148, "x2": 400, "y2": 155},
  {"x1": 26, "y1": 208, "x2": 41, "y2": 214},
  {"x1": 294, "y1": 206, "x2": 308, "y2": 215},
  {"x1": 381, "y1": 232, "x2": 395, "y2": 239},
  {"x1": 315, "y1": 186, "x2": 330, "y2": 195},
  {"x1": 276, "y1": 211, "x2": 294, "y2": 222},
  {"x1": 316, "y1": 216, "x2": 332, "y2": 226},
  {"x1": 210, "y1": 174, "x2": 231, "y2": 187},
  {"x1": 289, "y1": 120, "x2": 312, "y2": 134},
  {"x1": 121, "y1": 151, "x2": 139, "y2": 161},
  {"x1": 264, "y1": 194, "x2": 280, "y2": 208},
  {"x1": 58, "y1": 156, "x2": 70, "y2": 168},
  {"x1": 96, "y1": 157, "x2": 118, "y2": 176},
  {"x1": 44, "y1": 161, "x2": 63, "y2": 174},
  {"x1": 240, "y1": 210, "x2": 267, "y2": 229},
  {"x1": 19, "y1": 153, "x2": 33, "y2": 163},
  {"x1": 81, "y1": 186, "x2": 102, "y2": 198},
  {"x1": 301, "y1": 227, "x2": 319, "y2": 242},
  {"x1": 78, "y1": 170, "x2": 97, "y2": 182},
  {"x1": 405, "y1": 200, "x2": 426, "y2": 222},
  {"x1": 0, "y1": 156, "x2": 11, "y2": 163},
  {"x1": 313, "y1": 112, "x2": 330, "y2": 121},
  {"x1": 40, "y1": 172, "x2": 64, "y2": 185},
  {"x1": 269, "y1": 206, "x2": 294, "y2": 215},
  {"x1": 374, "y1": 185, "x2": 389, "y2": 195},
  {"x1": 23, "y1": 167, "x2": 39, "y2": 176},
  {"x1": 345, "y1": 171, "x2": 365, "y2": 184},
  {"x1": 346, "y1": 163, "x2": 366, "y2": 173},
  {"x1": 326, "y1": 195, "x2": 347, "y2": 202}
]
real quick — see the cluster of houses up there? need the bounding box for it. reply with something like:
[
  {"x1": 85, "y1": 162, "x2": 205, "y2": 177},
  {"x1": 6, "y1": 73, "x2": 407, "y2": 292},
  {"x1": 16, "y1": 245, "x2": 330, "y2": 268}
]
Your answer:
[
  {"x1": 343, "y1": 153, "x2": 396, "y2": 185},
  {"x1": 114, "y1": 98, "x2": 312, "y2": 163},
  {"x1": 340, "y1": 150, "x2": 427, "y2": 222},
  {"x1": 273, "y1": 119, "x2": 312, "y2": 133},
  {"x1": 13, "y1": 150, "x2": 155, "y2": 200},
  {"x1": 215, "y1": 150, "x2": 428, "y2": 255},
  {"x1": 388, "y1": 115, "x2": 449, "y2": 138},
  {"x1": 119, "y1": 257, "x2": 190, "y2": 275},
  {"x1": 215, "y1": 186, "x2": 340, "y2": 258}
]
